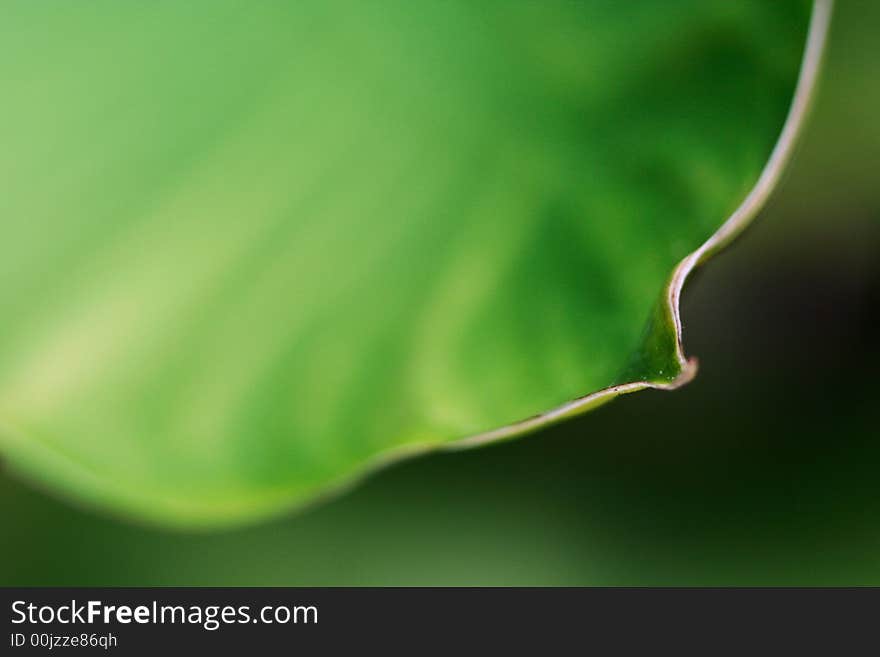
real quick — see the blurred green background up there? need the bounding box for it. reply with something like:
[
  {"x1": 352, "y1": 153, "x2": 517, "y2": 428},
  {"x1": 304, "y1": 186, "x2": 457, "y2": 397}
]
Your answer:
[{"x1": 2, "y1": 1, "x2": 878, "y2": 585}]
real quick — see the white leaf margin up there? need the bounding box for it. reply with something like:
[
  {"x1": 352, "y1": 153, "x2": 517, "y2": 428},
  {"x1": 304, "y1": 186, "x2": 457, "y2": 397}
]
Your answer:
[{"x1": 453, "y1": 0, "x2": 834, "y2": 448}]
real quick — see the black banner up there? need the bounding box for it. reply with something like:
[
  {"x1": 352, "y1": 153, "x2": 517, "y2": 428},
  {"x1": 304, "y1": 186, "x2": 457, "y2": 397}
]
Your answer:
[{"x1": 1, "y1": 588, "x2": 876, "y2": 654}]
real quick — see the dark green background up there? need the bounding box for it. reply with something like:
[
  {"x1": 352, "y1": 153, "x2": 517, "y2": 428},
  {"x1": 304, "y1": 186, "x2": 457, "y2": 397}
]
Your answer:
[{"x1": 2, "y1": 1, "x2": 877, "y2": 585}]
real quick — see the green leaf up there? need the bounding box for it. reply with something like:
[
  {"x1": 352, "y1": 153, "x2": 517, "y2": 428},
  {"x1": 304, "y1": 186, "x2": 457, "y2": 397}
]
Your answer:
[{"x1": 0, "y1": 0, "x2": 828, "y2": 526}]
